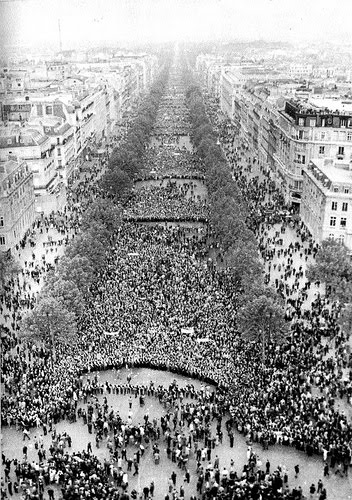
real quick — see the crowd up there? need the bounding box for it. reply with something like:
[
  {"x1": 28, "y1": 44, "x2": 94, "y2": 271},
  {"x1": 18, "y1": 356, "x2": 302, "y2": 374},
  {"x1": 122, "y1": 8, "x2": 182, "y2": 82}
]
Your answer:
[
  {"x1": 124, "y1": 183, "x2": 208, "y2": 222},
  {"x1": 137, "y1": 146, "x2": 204, "y2": 181},
  {"x1": 1, "y1": 57, "x2": 352, "y2": 500}
]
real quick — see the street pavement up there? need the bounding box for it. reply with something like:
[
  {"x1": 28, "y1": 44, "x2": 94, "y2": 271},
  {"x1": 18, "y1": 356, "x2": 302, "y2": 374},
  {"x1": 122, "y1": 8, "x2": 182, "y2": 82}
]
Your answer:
[{"x1": 2, "y1": 369, "x2": 351, "y2": 500}]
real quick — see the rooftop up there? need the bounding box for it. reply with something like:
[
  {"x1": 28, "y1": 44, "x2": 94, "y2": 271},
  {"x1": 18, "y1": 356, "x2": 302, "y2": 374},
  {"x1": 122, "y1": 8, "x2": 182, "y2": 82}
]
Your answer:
[
  {"x1": 309, "y1": 96, "x2": 352, "y2": 113},
  {"x1": 306, "y1": 158, "x2": 352, "y2": 188},
  {"x1": 0, "y1": 125, "x2": 48, "y2": 147}
]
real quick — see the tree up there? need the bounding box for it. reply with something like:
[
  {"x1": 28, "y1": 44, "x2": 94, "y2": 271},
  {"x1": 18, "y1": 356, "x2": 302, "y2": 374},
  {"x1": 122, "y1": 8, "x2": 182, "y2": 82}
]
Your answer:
[
  {"x1": 238, "y1": 294, "x2": 288, "y2": 364},
  {"x1": 81, "y1": 198, "x2": 122, "y2": 234},
  {"x1": 66, "y1": 230, "x2": 107, "y2": 272},
  {"x1": 20, "y1": 296, "x2": 77, "y2": 360},
  {"x1": 81, "y1": 198, "x2": 122, "y2": 235},
  {"x1": 100, "y1": 167, "x2": 133, "y2": 201},
  {"x1": 42, "y1": 277, "x2": 85, "y2": 317},
  {"x1": 210, "y1": 200, "x2": 252, "y2": 251},
  {"x1": 0, "y1": 251, "x2": 20, "y2": 292},
  {"x1": 224, "y1": 242, "x2": 263, "y2": 289},
  {"x1": 307, "y1": 239, "x2": 352, "y2": 303},
  {"x1": 56, "y1": 255, "x2": 94, "y2": 294},
  {"x1": 338, "y1": 303, "x2": 352, "y2": 335}
]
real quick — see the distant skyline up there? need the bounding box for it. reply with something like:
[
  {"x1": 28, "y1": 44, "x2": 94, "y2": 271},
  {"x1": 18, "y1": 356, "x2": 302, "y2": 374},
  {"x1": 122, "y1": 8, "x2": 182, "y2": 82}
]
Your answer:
[{"x1": 1, "y1": 0, "x2": 352, "y2": 51}]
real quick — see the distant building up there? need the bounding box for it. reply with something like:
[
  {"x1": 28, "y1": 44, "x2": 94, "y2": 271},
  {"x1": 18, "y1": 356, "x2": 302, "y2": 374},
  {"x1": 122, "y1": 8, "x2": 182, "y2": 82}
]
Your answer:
[
  {"x1": 301, "y1": 158, "x2": 352, "y2": 249},
  {"x1": 0, "y1": 157, "x2": 35, "y2": 251},
  {"x1": 220, "y1": 69, "x2": 245, "y2": 118}
]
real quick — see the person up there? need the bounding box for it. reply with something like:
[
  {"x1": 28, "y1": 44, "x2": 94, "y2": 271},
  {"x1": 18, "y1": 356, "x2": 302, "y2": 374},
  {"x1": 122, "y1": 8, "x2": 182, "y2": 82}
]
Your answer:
[
  {"x1": 294, "y1": 464, "x2": 300, "y2": 478},
  {"x1": 150, "y1": 481, "x2": 155, "y2": 497},
  {"x1": 309, "y1": 483, "x2": 316, "y2": 498},
  {"x1": 317, "y1": 479, "x2": 323, "y2": 493},
  {"x1": 143, "y1": 486, "x2": 149, "y2": 499},
  {"x1": 171, "y1": 471, "x2": 177, "y2": 486}
]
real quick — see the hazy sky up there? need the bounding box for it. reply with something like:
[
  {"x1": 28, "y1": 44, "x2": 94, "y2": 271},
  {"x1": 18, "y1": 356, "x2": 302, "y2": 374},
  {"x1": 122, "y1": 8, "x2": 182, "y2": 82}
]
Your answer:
[{"x1": 1, "y1": 0, "x2": 352, "y2": 49}]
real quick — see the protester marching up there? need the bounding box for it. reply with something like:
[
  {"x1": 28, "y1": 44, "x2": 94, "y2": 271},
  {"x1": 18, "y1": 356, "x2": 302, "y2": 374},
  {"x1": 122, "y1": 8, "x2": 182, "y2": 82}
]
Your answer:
[{"x1": 1, "y1": 52, "x2": 351, "y2": 500}]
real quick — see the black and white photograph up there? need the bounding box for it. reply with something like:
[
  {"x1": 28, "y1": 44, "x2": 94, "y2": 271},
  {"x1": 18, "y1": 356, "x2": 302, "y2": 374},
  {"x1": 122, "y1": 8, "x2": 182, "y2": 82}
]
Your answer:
[{"x1": 1, "y1": 1, "x2": 352, "y2": 499}]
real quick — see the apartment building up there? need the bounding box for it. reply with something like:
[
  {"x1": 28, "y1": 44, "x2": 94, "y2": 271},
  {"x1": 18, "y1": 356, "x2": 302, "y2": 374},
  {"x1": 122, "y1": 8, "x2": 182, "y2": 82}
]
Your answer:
[
  {"x1": 28, "y1": 116, "x2": 76, "y2": 183},
  {"x1": 217, "y1": 69, "x2": 352, "y2": 210},
  {"x1": 0, "y1": 125, "x2": 57, "y2": 212},
  {"x1": 0, "y1": 157, "x2": 36, "y2": 251},
  {"x1": 220, "y1": 69, "x2": 246, "y2": 118},
  {"x1": 273, "y1": 100, "x2": 352, "y2": 207},
  {"x1": 301, "y1": 158, "x2": 352, "y2": 249}
]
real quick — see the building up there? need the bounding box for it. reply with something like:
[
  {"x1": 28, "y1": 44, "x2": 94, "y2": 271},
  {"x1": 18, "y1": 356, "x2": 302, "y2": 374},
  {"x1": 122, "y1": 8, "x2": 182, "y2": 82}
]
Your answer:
[
  {"x1": 28, "y1": 116, "x2": 75, "y2": 183},
  {"x1": 220, "y1": 68, "x2": 245, "y2": 118},
  {"x1": 0, "y1": 157, "x2": 36, "y2": 251},
  {"x1": 0, "y1": 125, "x2": 59, "y2": 214},
  {"x1": 301, "y1": 158, "x2": 352, "y2": 249},
  {"x1": 227, "y1": 86, "x2": 352, "y2": 210},
  {"x1": 273, "y1": 99, "x2": 352, "y2": 207}
]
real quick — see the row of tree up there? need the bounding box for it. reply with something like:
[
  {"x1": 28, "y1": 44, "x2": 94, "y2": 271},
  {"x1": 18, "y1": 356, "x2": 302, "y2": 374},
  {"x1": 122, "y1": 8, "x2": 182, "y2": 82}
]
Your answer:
[
  {"x1": 20, "y1": 198, "x2": 122, "y2": 357},
  {"x1": 20, "y1": 63, "x2": 171, "y2": 355},
  {"x1": 101, "y1": 64, "x2": 170, "y2": 201},
  {"x1": 183, "y1": 70, "x2": 288, "y2": 351}
]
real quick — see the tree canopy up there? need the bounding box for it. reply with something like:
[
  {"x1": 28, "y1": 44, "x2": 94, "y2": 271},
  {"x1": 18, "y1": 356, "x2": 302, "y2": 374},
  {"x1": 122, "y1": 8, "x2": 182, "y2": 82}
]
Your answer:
[
  {"x1": 20, "y1": 296, "x2": 77, "y2": 359},
  {"x1": 307, "y1": 239, "x2": 352, "y2": 303},
  {"x1": 238, "y1": 293, "x2": 288, "y2": 345},
  {"x1": 0, "y1": 251, "x2": 20, "y2": 293}
]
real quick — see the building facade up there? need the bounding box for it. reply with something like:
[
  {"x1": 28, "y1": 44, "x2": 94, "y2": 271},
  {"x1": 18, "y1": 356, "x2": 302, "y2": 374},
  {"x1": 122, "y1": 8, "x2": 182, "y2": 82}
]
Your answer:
[
  {"x1": 0, "y1": 126, "x2": 58, "y2": 214},
  {"x1": 0, "y1": 158, "x2": 36, "y2": 251},
  {"x1": 301, "y1": 158, "x2": 352, "y2": 249}
]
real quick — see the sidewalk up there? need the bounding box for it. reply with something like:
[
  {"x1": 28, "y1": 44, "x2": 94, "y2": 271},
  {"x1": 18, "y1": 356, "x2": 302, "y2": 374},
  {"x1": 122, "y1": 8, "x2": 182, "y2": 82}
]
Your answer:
[{"x1": 1, "y1": 160, "x2": 106, "y2": 332}]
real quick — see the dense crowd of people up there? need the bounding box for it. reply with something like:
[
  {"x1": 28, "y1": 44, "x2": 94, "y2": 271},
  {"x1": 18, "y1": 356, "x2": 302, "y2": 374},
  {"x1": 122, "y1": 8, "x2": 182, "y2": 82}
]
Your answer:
[
  {"x1": 124, "y1": 183, "x2": 208, "y2": 221},
  {"x1": 1, "y1": 58, "x2": 351, "y2": 500}
]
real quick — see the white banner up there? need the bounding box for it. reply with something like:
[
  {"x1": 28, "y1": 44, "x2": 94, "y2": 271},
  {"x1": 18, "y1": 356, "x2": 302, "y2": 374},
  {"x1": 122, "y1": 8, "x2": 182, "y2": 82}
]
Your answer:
[{"x1": 181, "y1": 327, "x2": 194, "y2": 334}]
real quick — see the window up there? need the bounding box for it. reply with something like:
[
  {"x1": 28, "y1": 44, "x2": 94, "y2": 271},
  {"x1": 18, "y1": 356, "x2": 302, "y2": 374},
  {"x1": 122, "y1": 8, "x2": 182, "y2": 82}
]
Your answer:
[
  {"x1": 338, "y1": 146, "x2": 345, "y2": 156},
  {"x1": 342, "y1": 202, "x2": 348, "y2": 212},
  {"x1": 57, "y1": 148, "x2": 61, "y2": 156},
  {"x1": 321, "y1": 131, "x2": 326, "y2": 139},
  {"x1": 45, "y1": 106, "x2": 53, "y2": 115},
  {"x1": 329, "y1": 234, "x2": 334, "y2": 240},
  {"x1": 338, "y1": 234, "x2": 345, "y2": 244},
  {"x1": 334, "y1": 187, "x2": 339, "y2": 193},
  {"x1": 58, "y1": 159, "x2": 62, "y2": 167},
  {"x1": 319, "y1": 146, "x2": 325, "y2": 155},
  {"x1": 298, "y1": 130, "x2": 304, "y2": 139},
  {"x1": 344, "y1": 188, "x2": 350, "y2": 194},
  {"x1": 0, "y1": 216, "x2": 3, "y2": 227},
  {"x1": 347, "y1": 132, "x2": 352, "y2": 141},
  {"x1": 298, "y1": 118, "x2": 304, "y2": 126},
  {"x1": 330, "y1": 216, "x2": 336, "y2": 226},
  {"x1": 0, "y1": 235, "x2": 5, "y2": 245},
  {"x1": 340, "y1": 217, "x2": 347, "y2": 228},
  {"x1": 331, "y1": 201, "x2": 337, "y2": 211},
  {"x1": 310, "y1": 119, "x2": 316, "y2": 127}
]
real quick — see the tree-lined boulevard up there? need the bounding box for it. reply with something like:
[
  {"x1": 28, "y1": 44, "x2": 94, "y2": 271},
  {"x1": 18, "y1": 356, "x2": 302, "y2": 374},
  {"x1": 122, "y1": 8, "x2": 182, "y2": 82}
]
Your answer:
[{"x1": 1, "y1": 48, "x2": 352, "y2": 500}]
